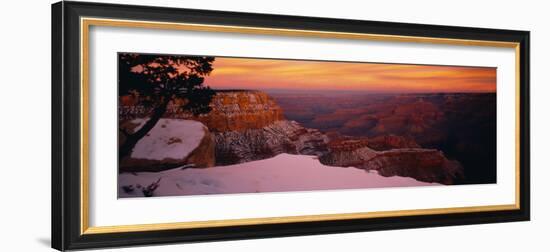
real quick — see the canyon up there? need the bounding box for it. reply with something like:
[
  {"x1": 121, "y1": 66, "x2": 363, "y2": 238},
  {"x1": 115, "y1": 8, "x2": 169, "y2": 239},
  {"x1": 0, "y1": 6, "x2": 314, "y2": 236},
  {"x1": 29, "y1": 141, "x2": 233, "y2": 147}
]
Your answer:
[{"x1": 118, "y1": 90, "x2": 482, "y2": 185}]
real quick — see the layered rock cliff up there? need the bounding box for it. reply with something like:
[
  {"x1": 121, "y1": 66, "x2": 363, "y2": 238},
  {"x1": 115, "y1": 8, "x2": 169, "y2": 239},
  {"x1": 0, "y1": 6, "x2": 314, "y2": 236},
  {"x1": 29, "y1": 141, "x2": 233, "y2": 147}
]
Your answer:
[
  {"x1": 120, "y1": 91, "x2": 284, "y2": 132},
  {"x1": 201, "y1": 91, "x2": 284, "y2": 132}
]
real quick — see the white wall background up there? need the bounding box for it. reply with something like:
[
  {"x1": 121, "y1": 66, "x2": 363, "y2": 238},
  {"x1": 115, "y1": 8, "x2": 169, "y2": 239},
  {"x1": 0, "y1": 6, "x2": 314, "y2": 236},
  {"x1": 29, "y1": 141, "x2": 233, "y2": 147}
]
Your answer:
[{"x1": 0, "y1": 0, "x2": 547, "y2": 251}]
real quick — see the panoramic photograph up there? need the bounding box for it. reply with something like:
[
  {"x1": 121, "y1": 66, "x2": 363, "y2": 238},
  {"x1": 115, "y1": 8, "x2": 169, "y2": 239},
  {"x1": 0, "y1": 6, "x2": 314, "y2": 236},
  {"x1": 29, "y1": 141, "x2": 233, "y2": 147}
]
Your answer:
[{"x1": 117, "y1": 53, "x2": 497, "y2": 198}]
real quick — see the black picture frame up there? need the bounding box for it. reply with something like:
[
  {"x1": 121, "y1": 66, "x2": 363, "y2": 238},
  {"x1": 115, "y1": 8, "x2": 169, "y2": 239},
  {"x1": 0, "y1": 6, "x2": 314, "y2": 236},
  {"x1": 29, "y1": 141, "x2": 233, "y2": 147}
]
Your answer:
[{"x1": 52, "y1": 1, "x2": 530, "y2": 251}]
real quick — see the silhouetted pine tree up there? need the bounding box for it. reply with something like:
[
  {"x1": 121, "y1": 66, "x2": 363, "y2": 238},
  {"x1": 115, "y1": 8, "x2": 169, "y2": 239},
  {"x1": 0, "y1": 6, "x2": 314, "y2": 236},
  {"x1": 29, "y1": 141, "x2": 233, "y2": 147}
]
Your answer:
[{"x1": 118, "y1": 53, "x2": 215, "y2": 160}]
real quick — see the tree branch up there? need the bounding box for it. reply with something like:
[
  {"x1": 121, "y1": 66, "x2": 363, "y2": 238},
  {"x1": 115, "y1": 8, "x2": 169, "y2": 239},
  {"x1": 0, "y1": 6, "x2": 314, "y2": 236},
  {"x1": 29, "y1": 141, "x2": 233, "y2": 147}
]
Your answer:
[{"x1": 119, "y1": 128, "x2": 131, "y2": 138}]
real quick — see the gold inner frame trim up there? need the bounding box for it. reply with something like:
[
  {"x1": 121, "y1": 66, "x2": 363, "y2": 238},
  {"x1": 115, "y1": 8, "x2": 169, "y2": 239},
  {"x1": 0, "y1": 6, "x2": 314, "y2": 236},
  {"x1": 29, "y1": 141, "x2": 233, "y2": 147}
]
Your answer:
[
  {"x1": 85, "y1": 204, "x2": 517, "y2": 234},
  {"x1": 80, "y1": 17, "x2": 522, "y2": 235}
]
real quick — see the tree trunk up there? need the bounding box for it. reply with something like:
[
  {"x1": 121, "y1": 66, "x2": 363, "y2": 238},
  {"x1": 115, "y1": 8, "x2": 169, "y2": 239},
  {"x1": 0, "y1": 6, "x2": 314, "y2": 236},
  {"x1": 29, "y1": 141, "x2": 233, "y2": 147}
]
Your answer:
[{"x1": 119, "y1": 100, "x2": 169, "y2": 161}]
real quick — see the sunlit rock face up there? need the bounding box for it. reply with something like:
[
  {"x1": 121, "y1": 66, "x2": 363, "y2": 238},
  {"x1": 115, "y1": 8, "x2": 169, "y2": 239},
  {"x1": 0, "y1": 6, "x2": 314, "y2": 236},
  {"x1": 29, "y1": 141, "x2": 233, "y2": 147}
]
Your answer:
[
  {"x1": 120, "y1": 91, "x2": 284, "y2": 132},
  {"x1": 163, "y1": 91, "x2": 285, "y2": 132}
]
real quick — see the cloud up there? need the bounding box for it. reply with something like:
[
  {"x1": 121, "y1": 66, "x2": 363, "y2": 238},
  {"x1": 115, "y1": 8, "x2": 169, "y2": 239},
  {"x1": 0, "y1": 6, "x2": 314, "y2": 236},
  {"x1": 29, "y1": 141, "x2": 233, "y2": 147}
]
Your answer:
[{"x1": 205, "y1": 57, "x2": 496, "y2": 93}]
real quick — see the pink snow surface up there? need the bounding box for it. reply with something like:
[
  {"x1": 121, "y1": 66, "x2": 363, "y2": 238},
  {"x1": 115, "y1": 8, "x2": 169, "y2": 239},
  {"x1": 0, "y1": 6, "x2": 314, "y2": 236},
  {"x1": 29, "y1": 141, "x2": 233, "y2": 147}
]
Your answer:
[
  {"x1": 119, "y1": 153, "x2": 439, "y2": 198},
  {"x1": 129, "y1": 119, "x2": 206, "y2": 161}
]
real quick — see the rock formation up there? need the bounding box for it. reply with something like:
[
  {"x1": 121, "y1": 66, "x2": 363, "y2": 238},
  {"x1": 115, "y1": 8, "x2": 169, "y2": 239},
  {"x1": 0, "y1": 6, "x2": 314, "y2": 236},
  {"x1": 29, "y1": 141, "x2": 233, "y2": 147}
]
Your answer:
[
  {"x1": 120, "y1": 91, "x2": 284, "y2": 132},
  {"x1": 214, "y1": 120, "x2": 329, "y2": 165},
  {"x1": 319, "y1": 145, "x2": 463, "y2": 184},
  {"x1": 119, "y1": 90, "x2": 466, "y2": 184},
  {"x1": 119, "y1": 119, "x2": 215, "y2": 172}
]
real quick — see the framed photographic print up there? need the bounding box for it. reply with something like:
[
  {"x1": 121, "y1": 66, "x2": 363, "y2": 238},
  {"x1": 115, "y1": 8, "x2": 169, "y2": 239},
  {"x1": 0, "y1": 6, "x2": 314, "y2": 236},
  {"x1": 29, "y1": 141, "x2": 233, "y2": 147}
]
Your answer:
[{"x1": 51, "y1": 1, "x2": 530, "y2": 250}]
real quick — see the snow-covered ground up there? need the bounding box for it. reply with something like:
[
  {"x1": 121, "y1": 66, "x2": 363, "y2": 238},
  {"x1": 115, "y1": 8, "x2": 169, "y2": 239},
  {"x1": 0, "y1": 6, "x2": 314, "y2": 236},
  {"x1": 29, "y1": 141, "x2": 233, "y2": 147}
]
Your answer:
[
  {"x1": 119, "y1": 153, "x2": 439, "y2": 198},
  {"x1": 129, "y1": 118, "x2": 206, "y2": 160}
]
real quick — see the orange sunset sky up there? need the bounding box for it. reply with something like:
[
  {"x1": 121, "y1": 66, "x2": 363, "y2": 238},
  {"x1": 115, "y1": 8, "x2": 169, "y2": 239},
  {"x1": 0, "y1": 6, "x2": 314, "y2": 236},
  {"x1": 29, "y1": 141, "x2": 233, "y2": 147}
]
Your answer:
[{"x1": 203, "y1": 57, "x2": 496, "y2": 93}]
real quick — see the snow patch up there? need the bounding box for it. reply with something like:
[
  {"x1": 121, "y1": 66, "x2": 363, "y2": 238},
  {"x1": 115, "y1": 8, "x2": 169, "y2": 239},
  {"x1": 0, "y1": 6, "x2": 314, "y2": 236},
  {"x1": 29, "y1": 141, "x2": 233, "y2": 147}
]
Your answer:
[
  {"x1": 119, "y1": 153, "x2": 439, "y2": 198},
  {"x1": 130, "y1": 118, "x2": 206, "y2": 160}
]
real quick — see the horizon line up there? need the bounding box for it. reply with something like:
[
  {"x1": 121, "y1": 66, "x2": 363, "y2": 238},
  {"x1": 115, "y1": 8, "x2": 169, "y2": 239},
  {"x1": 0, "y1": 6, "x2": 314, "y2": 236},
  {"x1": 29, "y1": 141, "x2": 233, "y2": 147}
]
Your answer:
[{"x1": 210, "y1": 87, "x2": 497, "y2": 94}]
